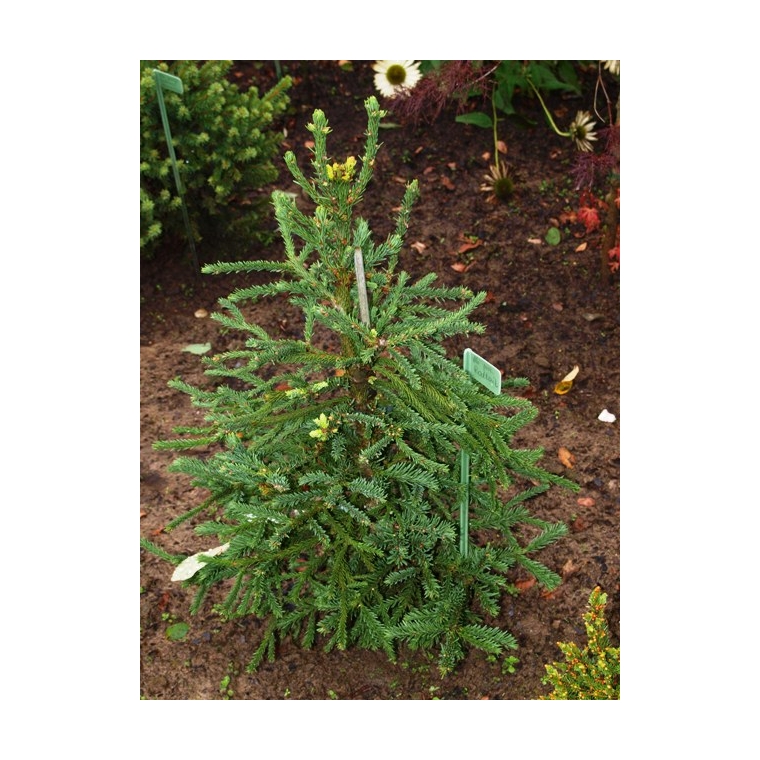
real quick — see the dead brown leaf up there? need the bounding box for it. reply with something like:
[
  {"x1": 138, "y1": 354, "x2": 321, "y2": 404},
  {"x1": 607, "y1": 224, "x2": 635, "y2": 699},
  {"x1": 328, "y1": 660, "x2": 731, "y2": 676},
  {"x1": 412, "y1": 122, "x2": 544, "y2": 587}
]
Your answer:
[
  {"x1": 440, "y1": 176, "x2": 456, "y2": 191},
  {"x1": 558, "y1": 447, "x2": 575, "y2": 468},
  {"x1": 575, "y1": 241, "x2": 588, "y2": 252},
  {"x1": 527, "y1": 238, "x2": 542, "y2": 245},
  {"x1": 577, "y1": 496, "x2": 596, "y2": 508},
  {"x1": 410, "y1": 241, "x2": 427, "y2": 254},
  {"x1": 570, "y1": 517, "x2": 588, "y2": 532},
  {"x1": 457, "y1": 240, "x2": 481, "y2": 254},
  {"x1": 450, "y1": 262, "x2": 474, "y2": 273},
  {"x1": 561, "y1": 558, "x2": 578, "y2": 578},
  {"x1": 515, "y1": 577, "x2": 536, "y2": 592}
]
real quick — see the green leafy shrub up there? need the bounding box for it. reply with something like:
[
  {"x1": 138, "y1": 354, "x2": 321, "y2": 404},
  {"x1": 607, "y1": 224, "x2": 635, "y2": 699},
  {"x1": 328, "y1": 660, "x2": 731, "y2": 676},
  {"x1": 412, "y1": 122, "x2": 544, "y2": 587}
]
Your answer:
[
  {"x1": 456, "y1": 60, "x2": 582, "y2": 126},
  {"x1": 541, "y1": 586, "x2": 620, "y2": 699},
  {"x1": 142, "y1": 96, "x2": 577, "y2": 675},
  {"x1": 140, "y1": 60, "x2": 291, "y2": 258}
]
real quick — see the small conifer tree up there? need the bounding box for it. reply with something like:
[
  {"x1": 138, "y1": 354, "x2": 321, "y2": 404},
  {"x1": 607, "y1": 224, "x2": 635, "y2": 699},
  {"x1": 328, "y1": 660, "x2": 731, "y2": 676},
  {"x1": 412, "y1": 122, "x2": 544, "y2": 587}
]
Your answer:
[
  {"x1": 540, "y1": 587, "x2": 620, "y2": 699},
  {"x1": 142, "y1": 96, "x2": 577, "y2": 674}
]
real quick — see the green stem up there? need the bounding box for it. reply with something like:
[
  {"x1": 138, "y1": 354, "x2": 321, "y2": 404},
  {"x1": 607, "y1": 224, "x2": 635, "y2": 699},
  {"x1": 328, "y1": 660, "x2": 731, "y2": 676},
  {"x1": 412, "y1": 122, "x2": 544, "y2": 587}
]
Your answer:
[
  {"x1": 491, "y1": 97, "x2": 500, "y2": 171},
  {"x1": 526, "y1": 77, "x2": 570, "y2": 138}
]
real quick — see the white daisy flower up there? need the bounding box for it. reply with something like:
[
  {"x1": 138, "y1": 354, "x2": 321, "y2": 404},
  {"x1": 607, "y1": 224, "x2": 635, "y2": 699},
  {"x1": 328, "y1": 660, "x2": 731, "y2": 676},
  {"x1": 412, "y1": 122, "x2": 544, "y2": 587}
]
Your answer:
[
  {"x1": 601, "y1": 60, "x2": 620, "y2": 77},
  {"x1": 372, "y1": 60, "x2": 422, "y2": 98},
  {"x1": 568, "y1": 110, "x2": 598, "y2": 152}
]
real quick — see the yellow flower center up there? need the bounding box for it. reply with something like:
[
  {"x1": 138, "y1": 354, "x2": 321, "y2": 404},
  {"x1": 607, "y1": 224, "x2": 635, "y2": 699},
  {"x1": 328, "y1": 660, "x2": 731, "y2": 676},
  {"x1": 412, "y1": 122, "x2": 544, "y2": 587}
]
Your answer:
[{"x1": 386, "y1": 64, "x2": 407, "y2": 86}]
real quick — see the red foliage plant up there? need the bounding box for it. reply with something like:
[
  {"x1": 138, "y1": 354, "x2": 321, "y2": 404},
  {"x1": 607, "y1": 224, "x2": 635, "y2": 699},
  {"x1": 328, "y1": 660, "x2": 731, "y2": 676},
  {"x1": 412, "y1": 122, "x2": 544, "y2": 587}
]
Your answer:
[
  {"x1": 386, "y1": 61, "x2": 498, "y2": 124},
  {"x1": 572, "y1": 123, "x2": 619, "y2": 190}
]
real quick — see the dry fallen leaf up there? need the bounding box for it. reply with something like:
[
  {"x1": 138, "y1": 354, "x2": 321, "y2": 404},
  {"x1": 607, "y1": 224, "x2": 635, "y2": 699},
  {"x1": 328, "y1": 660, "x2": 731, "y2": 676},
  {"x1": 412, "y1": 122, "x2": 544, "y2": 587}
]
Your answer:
[
  {"x1": 527, "y1": 238, "x2": 542, "y2": 245},
  {"x1": 140, "y1": 509, "x2": 147, "y2": 518},
  {"x1": 515, "y1": 577, "x2": 536, "y2": 592},
  {"x1": 554, "y1": 365, "x2": 580, "y2": 395},
  {"x1": 570, "y1": 517, "x2": 588, "y2": 532},
  {"x1": 558, "y1": 447, "x2": 575, "y2": 468},
  {"x1": 440, "y1": 176, "x2": 456, "y2": 190},
  {"x1": 450, "y1": 262, "x2": 474, "y2": 273},
  {"x1": 457, "y1": 240, "x2": 481, "y2": 254},
  {"x1": 410, "y1": 241, "x2": 427, "y2": 253},
  {"x1": 577, "y1": 497, "x2": 596, "y2": 508},
  {"x1": 575, "y1": 242, "x2": 588, "y2": 252},
  {"x1": 561, "y1": 558, "x2": 578, "y2": 578}
]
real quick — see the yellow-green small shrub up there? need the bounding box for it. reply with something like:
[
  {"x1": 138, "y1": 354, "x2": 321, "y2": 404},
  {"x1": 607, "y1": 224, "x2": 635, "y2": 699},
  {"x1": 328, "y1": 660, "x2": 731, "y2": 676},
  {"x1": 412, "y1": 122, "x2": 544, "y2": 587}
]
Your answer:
[
  {"x1": 140, "y1": 61, "x2": 291, "y2": 259},
  {"x1": 540, "y1": 586, "x2": 620, "y2": 699}
]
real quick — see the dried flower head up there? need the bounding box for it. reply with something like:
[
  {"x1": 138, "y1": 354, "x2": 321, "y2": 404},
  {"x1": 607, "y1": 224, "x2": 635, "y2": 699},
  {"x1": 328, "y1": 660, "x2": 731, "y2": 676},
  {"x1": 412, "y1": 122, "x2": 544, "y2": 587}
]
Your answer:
[
  {"x1": 480, "y1": 162, "x2": 514, "y2": 203},
  {"x1": 601, "y1": 60, "x2": 620, "y2": 77},
  {"x1": 372, "y1": 60, "x2": 422, "y2": 98},
  {"x1": 568, "y1": 111, "x2": 598, "y2": 152}
]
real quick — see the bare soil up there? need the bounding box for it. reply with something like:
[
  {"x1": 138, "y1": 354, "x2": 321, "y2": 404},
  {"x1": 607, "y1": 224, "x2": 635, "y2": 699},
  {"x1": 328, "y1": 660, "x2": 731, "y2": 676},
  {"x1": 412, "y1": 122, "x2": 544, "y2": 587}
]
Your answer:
[{"x1": 140, "y1": 61, "x2": 620, "y2": 700}]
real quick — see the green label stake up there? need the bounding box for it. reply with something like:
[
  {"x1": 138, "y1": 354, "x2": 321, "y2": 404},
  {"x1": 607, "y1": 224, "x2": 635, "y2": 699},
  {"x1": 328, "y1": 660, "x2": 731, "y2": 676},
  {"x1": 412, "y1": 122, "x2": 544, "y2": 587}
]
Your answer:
[
  {"x1": 459, "y1": 348, "x2": 501, "y2": 556},
  {"x1": 152, "y1": 69, "x2": 200, "y2": 275}
]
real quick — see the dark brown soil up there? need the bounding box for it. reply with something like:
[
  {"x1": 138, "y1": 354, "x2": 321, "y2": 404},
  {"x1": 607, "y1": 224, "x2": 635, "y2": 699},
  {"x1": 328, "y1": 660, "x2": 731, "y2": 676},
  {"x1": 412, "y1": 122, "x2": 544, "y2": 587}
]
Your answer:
[{"x1": 140, "y1": 61, "x2": 620, "y2": 700}]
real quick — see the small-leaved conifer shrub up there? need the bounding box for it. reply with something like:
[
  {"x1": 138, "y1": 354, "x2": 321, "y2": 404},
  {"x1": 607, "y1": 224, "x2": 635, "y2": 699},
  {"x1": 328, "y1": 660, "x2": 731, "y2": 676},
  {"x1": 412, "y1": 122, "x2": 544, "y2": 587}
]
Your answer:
[
  {"x1": 540, "y1": 586, "x2": 620, "y2": 699},
  {"x1": 140, "y1": 60, "x2": 291, "y2": 258},
  {"x1": 142, "y1": 96, "x2": 578, "y2": 675}
]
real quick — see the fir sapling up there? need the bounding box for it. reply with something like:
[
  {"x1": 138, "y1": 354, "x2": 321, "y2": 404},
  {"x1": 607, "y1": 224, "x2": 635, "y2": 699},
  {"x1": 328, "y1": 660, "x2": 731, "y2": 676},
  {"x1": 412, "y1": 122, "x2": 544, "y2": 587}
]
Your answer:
[
  {"x1": 540, "y1": 586, "x2": 620, "y2": 699},
  {"x1": 142, "y1": 96, "x2": 578, "y2": 675}
]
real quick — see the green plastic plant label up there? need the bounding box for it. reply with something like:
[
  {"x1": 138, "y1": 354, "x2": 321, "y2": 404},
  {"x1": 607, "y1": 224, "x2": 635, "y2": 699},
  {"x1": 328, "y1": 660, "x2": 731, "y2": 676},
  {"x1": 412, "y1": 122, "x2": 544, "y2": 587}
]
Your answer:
[
  {"x1": 463, "y1": 348, "x2": 502, "y2": 395},
  {"x1": 460, "y1": 348, "x2": 502, "y2": 556}
]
